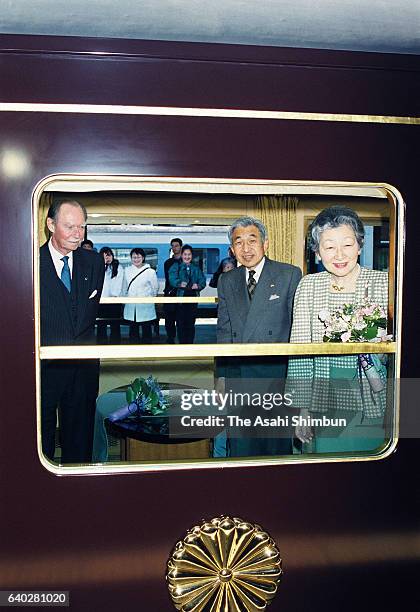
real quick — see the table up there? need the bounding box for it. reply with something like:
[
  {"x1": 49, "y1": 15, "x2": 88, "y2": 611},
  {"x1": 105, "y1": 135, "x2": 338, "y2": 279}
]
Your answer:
[{"x1": 93, "y1": 383, "x2": 211, "y2": 462}]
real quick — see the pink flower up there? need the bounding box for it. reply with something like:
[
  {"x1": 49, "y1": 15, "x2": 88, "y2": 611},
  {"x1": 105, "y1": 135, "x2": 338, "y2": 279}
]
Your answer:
[
  {"x1": 362, "y1": 305, "x2": 375, "y2": 316},
  {"x1": 341, "y1": 331, "x2": 351, "y2": 342}
]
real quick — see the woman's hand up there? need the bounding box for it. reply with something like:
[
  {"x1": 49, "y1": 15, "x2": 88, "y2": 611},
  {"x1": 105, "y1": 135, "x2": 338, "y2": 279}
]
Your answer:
[
  {"x1": 295, "y1": 409, "x2": 314, "y2": 444},
  {"x1": 191, "y1": 283, "x2": 198, "y2": 290},
  {"x1": 179, "y1": 281, "x2": 188, "y2": 287}
]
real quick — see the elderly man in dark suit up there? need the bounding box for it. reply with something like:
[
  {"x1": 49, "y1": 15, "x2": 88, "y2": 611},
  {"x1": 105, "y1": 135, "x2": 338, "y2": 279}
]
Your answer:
[
  {"x1": 216, "y1": 216, "x2": 301, "y2": 457},
  {"x1": 40, "y1": 199, "x2": 104, "y2": 463}
]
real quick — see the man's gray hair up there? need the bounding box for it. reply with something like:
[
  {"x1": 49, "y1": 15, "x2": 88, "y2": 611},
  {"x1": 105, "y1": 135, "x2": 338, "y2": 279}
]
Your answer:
[
  {"x1": 47, "y1": 199, "x2": 87, "y2": 222},
  {"x1": 228, "y1": 216, "x2": 268, "y2": 244},
  {"x1": 309, "y1": 206, "x2": 365, "y2": 253}
]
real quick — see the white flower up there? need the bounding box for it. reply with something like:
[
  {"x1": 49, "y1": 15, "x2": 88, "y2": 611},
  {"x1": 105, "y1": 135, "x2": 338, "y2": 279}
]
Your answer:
[
  {"x1": 377, "y1": 328, "x2": 393, "y2": 341},
  {"x1": 354, "y1": 321, "x2": 367, "y2": 330},
  {"x1": 318, "y1": 309, "x2": 330, "y2": 322},
  {"x1": 341, "y1": 331, "x2": 351, "y2": 342},
  {"x1": 332, "y1": 321, "x2": 349, "y2": 333}
]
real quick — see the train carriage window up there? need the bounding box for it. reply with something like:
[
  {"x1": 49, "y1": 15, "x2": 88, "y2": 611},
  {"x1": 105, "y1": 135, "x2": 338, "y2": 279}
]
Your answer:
[
  {"x1": 191, "y1": 248, "x2": 220, "y2": 275},
  {"x1": 34, "y1": 178, "x2": 401, "y2": 474}
]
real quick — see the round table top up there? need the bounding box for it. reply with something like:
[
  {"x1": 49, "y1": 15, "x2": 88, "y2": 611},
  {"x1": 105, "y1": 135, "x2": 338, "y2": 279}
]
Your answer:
[{"x1": 103, "y1": 382, "x2": 220, "y2": 444}]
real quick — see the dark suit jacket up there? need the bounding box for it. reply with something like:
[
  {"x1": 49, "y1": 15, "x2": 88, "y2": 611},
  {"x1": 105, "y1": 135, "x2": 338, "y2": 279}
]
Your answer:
[
  {"x1": 217, "y1": 258, "x2": 301, "y2": 343},
  {"x1": 40, "y1": 243, "x2": 105, "y2": 346},
  {"x1": 216, "y1": 258, "x2": 301, "y2": 455},
  {"x1": 216, "y1": 258, "x2": 301, "y2": 380}
]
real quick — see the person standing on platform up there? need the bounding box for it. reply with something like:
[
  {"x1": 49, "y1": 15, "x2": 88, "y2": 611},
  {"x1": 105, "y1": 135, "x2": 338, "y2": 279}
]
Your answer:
[
  {"x1": 123, "y1": 248, "x2": 158, "y2": 343},
  {"x1": 97, "y1": 246, "x2": 124, "y2": 344},
  {"x1": 163, "y1": 237, "x2": 183, "y2": 343},
  {"x1": 169, "y1": 244, "x2": 206, "y2": 343},
  {"x1": 209, "y1": 252, "x2": 236, "y2": 288},
  {"x1": 81, "y1": 239, "x2": 94, "y2": 251},
  {"x1": 40, "y1": 199, "x2": 104, "y2": 464},
  {"x1": 216, "y1": 216, "x2": 301, "y2": 457}
]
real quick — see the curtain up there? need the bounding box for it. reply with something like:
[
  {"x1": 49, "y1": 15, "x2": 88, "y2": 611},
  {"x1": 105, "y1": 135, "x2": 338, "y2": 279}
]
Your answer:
[
  {"x1": 255, "y1": 195, "x2": 298, "y2": 265},
  {"x1": 38, "y1": 192, "x2": 53, "y2": 246}
]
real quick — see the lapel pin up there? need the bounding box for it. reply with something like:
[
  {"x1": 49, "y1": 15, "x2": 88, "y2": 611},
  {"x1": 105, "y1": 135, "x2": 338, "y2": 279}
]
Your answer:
[{"x1": 84, "y1": 276, "x2": 88, "y2": 281}]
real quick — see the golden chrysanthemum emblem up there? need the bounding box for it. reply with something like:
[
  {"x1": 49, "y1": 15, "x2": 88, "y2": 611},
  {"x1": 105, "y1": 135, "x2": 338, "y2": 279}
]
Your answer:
[{"x1": 167, "y1": 516, "x2": 282, "y2": 611}]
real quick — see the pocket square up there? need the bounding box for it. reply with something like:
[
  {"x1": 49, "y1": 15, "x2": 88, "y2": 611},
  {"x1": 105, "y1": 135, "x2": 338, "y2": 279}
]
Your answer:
[
  {"x1": 269, "y1": 294, "x2": 280, "y2": 300},
  {"x1": 89, "y1": 290, "x2": 98, "y2": 299}
]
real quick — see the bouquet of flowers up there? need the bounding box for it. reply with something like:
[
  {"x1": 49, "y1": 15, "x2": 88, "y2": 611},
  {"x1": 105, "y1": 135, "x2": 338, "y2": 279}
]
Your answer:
[
  {"x1": 125, "y1": 375, "x2": 168, "y2": 416},
  {"x1": 318, "y1": 300, "x2": 392, "y2": 394},
  {"x1": 318, "y1": 300, "x2": 391, "y2": 343},
  {"x1": 108, "y1": 375, "x2": 168, "y2": 423}
]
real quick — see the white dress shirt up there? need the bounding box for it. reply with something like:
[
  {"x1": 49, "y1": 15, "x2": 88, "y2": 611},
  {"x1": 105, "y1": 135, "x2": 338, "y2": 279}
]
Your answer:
[
  {"x1": 48, "y1": 240, "x2": 74, "y2": 278},
  {"x1": 245, "y1": 256, "x2": 265, "y2": 284}
]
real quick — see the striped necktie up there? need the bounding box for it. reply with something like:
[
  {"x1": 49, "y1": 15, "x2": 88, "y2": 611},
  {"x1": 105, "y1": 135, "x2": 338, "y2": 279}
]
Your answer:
[
  {"x1": 247, "y1": 269, "x2": 256, "y2": 300},
  {"x1": 60, "y1": 256, "x2": 71, "y2": 292}
]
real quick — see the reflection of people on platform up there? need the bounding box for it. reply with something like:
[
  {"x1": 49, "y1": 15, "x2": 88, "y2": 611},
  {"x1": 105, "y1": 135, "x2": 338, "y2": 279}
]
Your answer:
[
  {"x1": 287, "y1": 206, "x2": 388, "y2": 453},
  {"x1": 123, "y1": 248, "x2": 158, "y2": 343},
  {"x1": 163, "y1": 237, "x2": 183, "y2": 343},
  {"x1": 97, "y1": 247, "x2": 124, "y2": 344},
  {"x1": 169, "y1": 244, "x2": 206, "y2": 344},
  {"x1": 40, "y1": 200, "x2": 104, "y2": 463},
  {"x1": 216, "y1": 216, "x2": 301, "y2": 457}
]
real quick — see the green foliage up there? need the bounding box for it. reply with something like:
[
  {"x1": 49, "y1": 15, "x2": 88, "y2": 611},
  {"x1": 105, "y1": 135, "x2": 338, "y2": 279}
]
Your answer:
[{"x1": 125, "y1": 375, "x2": 168, "y2": 416}]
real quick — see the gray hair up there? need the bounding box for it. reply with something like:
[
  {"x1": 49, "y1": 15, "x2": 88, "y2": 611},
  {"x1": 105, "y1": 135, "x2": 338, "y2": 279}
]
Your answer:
[
  {"x1": 309, "y1": 206, "x2": 365, "y2": 253},
  {"x1": 228, "y1": 216, "x2": 267, "y2": 244},
  {"x1": 47, "y1": 199, "x2": 87, "y2": 222}
]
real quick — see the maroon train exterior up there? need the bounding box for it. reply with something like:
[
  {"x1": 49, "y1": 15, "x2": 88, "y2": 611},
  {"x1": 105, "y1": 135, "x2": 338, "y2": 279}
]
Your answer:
[{"x1": 0, "y1": 34, "x2": 419, "y2": 611}]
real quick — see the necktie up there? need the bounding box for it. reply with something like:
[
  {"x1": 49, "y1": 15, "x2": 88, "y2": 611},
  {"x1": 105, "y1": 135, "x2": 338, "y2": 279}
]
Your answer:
[
  {"x1": 247, "y1": 269, "x2": 256, "y2": 300},
  {"x1": 60, "y1": 256, "x2": 71, "y2": 292}
]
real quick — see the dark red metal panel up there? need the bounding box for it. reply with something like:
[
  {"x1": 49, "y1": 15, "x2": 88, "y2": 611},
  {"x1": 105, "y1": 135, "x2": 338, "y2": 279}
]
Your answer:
[
  {"x1": 0, "y1": 34, "x2": 419, "y2": 116},
  {"x1": 0, "y1": 34, "x2": 419, "y2": 611}
]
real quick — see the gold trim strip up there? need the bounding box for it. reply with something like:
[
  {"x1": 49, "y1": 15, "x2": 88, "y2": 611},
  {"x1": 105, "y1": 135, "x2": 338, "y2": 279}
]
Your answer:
[
  {"x1": 39, "y1": 438, "x2": 398, "y2": 476},
  {"x1": 40, "y1": 341, "x2": 396, "y2": 360},
  {"x1": 101, "y1": 296, "x2": 217, "y2": 304},
  {"x1": 41, "y1": 176, "x2": 392, "y2": 197},
  {"x1": 1, "y1": 102, "x2": 419, "y2": 125}
]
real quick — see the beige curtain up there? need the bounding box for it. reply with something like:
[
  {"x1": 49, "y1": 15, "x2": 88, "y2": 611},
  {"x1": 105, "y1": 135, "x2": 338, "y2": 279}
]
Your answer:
[
  {"x1": 255, "y1": 195, "x2": 298, "y2": 265},
  {"x1": 38, "y1": 192, "x2": 53, "y2": 246}
]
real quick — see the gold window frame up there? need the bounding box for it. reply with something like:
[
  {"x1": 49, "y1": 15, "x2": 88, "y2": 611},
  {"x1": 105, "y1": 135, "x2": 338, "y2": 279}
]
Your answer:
[{"x1": 33, "y1": 175, "x2": 403, "y2": 475}]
